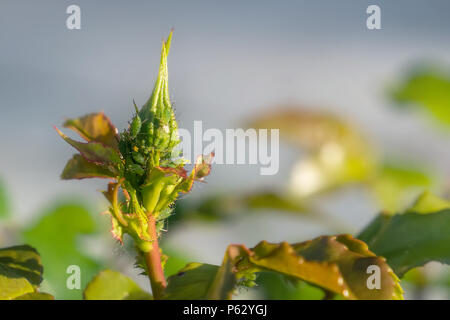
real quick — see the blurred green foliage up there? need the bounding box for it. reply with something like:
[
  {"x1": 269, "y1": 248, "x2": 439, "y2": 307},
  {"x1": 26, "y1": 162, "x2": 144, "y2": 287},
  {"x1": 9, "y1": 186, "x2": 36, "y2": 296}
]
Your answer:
[
  {"x1": 372, "y1": 162, "x2": 434, "y2": 212},
  {"x1": 23, "y1": 203, "x2": 103, "y2": 299},
  {"x1": 0, "y1": 179, "x2": 10, "y2": 219},
  {"x1": 392, "y1": 68, "x2": 450, "y2": 127},
  {"x1": 173, "y1": 192, "x2": 308, "y2": 223},
  {"x1": 249, "y1": 108, "x2": 435, "y2": 212},
  {"x1": 358, "y1": 192, "x2": 450, "y2": 277}
]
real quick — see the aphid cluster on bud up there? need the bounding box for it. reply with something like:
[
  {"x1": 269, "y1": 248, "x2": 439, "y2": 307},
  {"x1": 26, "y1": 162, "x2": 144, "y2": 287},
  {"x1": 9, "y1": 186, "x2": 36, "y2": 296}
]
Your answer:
[
  {"x1": 118, "y1": 33, "x2": 181, "y2": 190},
  {"x1": 57, "y1": 31, "x2": 213, "y2": 258}
]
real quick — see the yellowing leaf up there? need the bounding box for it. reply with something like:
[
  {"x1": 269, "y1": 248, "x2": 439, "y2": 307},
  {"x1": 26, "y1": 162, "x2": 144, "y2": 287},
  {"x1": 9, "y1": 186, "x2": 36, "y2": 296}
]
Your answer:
[
  {"x1": 0, "y1": 245, "x2": 43, "y2": 286},
  {"x1": 0, "y1": 276, "x2": 34, "y2": 300},
  {"x1": 166, "y1": 235, "x2": 402, "y2": 300},
  {"x1": 14, "y1": 292, "x2": 54, "y2": 300},
  {"x1": 0, "y1": 245, "x2": 44, "y2": 300},
  {"x1": 233, "y1": 235, "x2": 402, "y2": 300}
]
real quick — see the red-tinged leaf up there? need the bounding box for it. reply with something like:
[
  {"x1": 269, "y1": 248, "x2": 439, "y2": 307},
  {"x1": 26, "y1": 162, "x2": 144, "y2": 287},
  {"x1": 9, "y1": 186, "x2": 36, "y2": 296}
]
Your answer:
[
  {"x1": 206, "y1": 245, "x2": 248, "y2": 299},
  {"x1": 62, "y1": 154, "x2": 117, "y2": 180},
  {"x1": 55, "y1": 127, "x2": 122, "y2": 167},
  {"x1": 63, "y1": 112, "x2": 119, "y2": 149},
  {"x1": 156, "y1": 166, "x2": 188, "y2": 179},
  {"x1": 193, "y1": 153, "x2": 214, "y2": 180},
  {"x1": 102, "y1": 181, "x2": 129, "y2": 227},
  {"x1": 155, "y1": 154, "x2": 215, "y2": 195}
]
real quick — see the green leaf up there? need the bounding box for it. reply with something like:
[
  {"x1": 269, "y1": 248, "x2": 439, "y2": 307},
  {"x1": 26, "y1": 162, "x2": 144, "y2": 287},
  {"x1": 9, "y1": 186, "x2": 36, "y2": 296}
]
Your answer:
[
  {"x1": 61, "y1": 154, "x2": 117, "y2": 180},
  {"x1": 391, "y1": 69, "x2": 450, "y2": 126},
  {"x1": 63, "y1": 112, "x2": 119, "y2": 149},
  {"x1": 257, "y1": 272, "x2": 325, "y2": 300},
  {"x1": 164, "y1": 263, "x2": 220, "y2": 300},
  {"x1": 0, "y1": 245, "x2": 44, "y2": 300},
  {"x1": 166, "y1": 235, "x2": 402, "y2": 300},
  {"x1": 56, "y1": 127, "x2": 121, "y2": 169},
  {"x1": 358, "y1": 192, "x2": 450, "y2": 277},
  {"x1": 23, "y1": 203, "x2": 103, "y2": 299},
  {"x1": 371, "y1": 163, "x2": 433, "y2": 211},
  {"x1": 84, "y1": 269, "x2": 152, "y2": 300},
  {"x1": 14, "y1": 292, "x2": 54, "y2": 300}
]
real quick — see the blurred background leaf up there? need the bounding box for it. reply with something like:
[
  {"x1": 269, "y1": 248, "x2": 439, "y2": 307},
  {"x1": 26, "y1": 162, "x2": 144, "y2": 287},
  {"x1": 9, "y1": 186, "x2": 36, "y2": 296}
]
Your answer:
[
  {"x1": 0, "y1": 179, "x2": 10, "y2": 220},
  {"x1": 391, "y1": 67, "x2": 450, "y2": 127},
  {"x1": 22, "y1": 203, "x2": 104, "y2": 299},
  {"x1": 250, "y1": 108, "x2": 377, "y2": 198},
  {"x1": 371, "y1": 162, "x2": 435, "y2": 212}
]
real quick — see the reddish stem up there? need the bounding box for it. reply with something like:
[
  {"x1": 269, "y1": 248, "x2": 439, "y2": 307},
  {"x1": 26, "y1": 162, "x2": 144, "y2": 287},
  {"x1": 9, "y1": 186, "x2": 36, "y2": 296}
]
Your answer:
[{"x1": 144, "y1": 215, "x2": 166, "y2": 299}]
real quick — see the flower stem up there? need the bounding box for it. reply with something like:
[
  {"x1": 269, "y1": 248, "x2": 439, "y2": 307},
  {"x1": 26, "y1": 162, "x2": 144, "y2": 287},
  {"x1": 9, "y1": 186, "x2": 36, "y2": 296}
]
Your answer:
[{"x1": 144, "y1": 215, "x2": 166, "y2": 299}]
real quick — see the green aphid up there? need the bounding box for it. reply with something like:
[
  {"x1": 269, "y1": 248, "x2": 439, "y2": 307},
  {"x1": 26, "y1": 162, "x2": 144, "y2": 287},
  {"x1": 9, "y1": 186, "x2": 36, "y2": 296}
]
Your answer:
[
  {"x1": 240, "y1": 280, "x2": 256, "y2": 288},
  {"x1": 128, "y1": 163, "x2": 145, "y2": 176},
  {"x1": 141, "y1": 121, "x2": 154, "y2": 138},
  {"x1": 132, "y1": 151, "x2": 146, "y2": 165},
  {"x1": 163, "y1": 107, "x2": 172, "y2": 124},
  {"x1": 130, "y1": 101, "x2": 142, "y2": 138}
]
